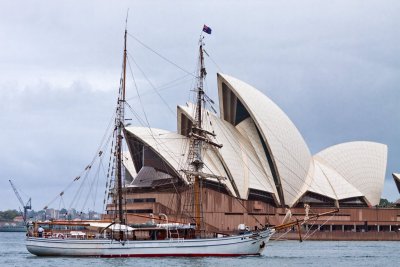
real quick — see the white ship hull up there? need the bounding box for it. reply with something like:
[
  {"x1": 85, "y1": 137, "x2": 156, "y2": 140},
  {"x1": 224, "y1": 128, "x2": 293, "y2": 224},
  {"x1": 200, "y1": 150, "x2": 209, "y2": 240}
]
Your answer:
[{"x1": 26, "y1": 229, "x2": 274, "y2": 257}]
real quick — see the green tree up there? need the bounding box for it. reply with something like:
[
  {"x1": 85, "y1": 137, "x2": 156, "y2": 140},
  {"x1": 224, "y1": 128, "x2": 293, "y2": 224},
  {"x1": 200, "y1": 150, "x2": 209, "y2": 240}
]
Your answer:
[
  {"x1": 0, "y1": 209, "x2": 21, "y2": 221},
  {"x1": 60, "y1": 208, "x2": 68, "y2": 214},
  {"x1": 378, "y1": 198, "x2": 392, "y2": 207}
]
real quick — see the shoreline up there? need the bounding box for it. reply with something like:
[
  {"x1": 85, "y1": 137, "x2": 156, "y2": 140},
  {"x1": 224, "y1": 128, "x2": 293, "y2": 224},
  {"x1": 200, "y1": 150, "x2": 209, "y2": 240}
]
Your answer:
[{"x1": 272, "y1": 231, "x2": 400, "y2": 241}]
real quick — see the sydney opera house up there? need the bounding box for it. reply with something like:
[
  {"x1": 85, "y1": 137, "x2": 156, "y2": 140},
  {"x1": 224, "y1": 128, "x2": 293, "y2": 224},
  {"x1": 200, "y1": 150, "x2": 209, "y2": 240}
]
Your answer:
[{"x1": 107, "y1": 74, "x2": 398, "y2": 240}]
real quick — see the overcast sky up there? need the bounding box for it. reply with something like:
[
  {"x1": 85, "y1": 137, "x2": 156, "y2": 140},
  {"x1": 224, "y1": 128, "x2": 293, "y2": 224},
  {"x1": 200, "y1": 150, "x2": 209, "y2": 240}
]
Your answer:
[{"x1": 1, "y1": 0, "x2": 399, "y2": 212}]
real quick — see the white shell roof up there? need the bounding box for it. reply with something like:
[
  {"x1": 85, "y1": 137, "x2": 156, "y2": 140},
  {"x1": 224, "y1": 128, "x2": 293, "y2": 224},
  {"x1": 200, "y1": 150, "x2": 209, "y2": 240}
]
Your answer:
[
  {"x1": 178, "y1": 103, "x2": 277, "y2": 199},
  {"x1": 235, "y1": 118, "x2": 279, "y2": 199},
  {"x1": 124, "y1": 126, "x2": 235, "y2": 194},
  {"x1": 314, "y1": 141, "x2": 387, "y2": 206},
  {"x1": 125, "y1": 127, "x2": 188, "y2": 174},
  {"x1": 123, "y1": 73, "x2": 388, "y2": 208},
  {"x1": 217, "y1": 73, "x2": 312, "y2": 206},
  {"x1": 308, "y1": 159, "x2": 363, "y2": 200}
]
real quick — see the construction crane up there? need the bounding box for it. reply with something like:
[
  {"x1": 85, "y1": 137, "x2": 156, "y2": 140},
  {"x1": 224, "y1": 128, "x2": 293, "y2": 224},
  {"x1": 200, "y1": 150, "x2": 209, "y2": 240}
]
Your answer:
[{"x1": 9, "y1": 179, "x2": 32, "y2": 222}]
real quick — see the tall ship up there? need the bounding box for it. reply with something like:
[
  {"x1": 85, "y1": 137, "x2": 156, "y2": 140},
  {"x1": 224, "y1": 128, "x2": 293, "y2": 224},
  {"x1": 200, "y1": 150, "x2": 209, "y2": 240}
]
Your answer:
[
  {"x1": 26, "y1": 26, "x2": 330, "y2": 257},
  {"x1": 26, "y1": 17, "x2": 376, "y2": 257}
]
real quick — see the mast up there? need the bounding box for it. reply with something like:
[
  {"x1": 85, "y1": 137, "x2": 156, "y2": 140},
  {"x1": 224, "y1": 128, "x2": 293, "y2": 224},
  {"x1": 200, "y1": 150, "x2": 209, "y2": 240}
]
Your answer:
[
  {"x1": 192, "y1": 39, "x2": 207, "y2": 233},
  {"x1": 186, "y1": 35, "x2": 223, "y2": 235},
  {"x1": 116, "y1": 28, "x2": 127, "y2": 227}
]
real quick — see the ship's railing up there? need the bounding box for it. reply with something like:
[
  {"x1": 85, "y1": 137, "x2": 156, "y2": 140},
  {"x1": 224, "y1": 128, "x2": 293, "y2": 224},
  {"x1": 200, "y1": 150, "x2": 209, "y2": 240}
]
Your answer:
[{"x1": 27, "y1": 230, "x2": 107, "y2": 239}]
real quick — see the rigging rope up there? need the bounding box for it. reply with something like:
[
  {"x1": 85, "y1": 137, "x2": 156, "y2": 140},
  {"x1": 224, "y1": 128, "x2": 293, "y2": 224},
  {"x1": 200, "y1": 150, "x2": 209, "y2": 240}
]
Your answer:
[
  {"x1": 127, "y1": 33, "x2": 196, "y2": 77},
  {"x1": 126, "y1": 57, "x2": 156, "y2": 129},
  {"x1": 125, "y1": 73, "x2": 193, "y2": 102},
  {"x1": 271, "y1": 228, "x2": 292, "y2": 242},
  {"x1": 42, "y1": 107, "x2": 116, "y2": 212},
  {"x1": 203, "y1": 49, "x2": 223, "y2": 73},
  {"x1": 127, "y1": 53, "x2": 176, "y2": 116},
  {"x1": 303, "y1": 214, "x2": 336, "y2": 240}
]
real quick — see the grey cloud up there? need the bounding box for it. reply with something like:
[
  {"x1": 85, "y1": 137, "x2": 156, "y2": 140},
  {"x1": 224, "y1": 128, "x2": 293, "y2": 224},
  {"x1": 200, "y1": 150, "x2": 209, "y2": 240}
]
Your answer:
[{"x1": 1, "y1": 0, "x2": 399, "y2": 211}]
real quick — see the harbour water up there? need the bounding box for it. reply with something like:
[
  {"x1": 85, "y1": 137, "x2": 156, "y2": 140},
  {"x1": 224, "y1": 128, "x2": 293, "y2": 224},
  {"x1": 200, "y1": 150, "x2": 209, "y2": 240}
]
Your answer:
[{"x1": 1, "y1": 232, "x2": 399, "y2": 267}]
